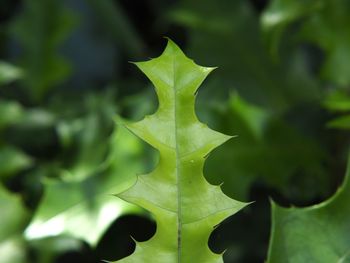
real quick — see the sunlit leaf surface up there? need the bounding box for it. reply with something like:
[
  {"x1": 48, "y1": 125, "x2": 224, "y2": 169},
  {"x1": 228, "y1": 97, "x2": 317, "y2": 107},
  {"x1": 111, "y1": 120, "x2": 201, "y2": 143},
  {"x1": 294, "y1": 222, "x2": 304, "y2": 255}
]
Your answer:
[{"x1": 115, "y1": 39, "x2": 248, "y2": 262}]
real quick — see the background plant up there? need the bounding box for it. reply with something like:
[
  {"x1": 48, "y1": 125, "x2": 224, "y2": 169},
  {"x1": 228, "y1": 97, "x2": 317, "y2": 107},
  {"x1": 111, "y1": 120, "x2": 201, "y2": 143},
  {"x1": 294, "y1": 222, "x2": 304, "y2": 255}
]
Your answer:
[{"x1": 0, "y1": 0, "x2": 349, "y2": 262}]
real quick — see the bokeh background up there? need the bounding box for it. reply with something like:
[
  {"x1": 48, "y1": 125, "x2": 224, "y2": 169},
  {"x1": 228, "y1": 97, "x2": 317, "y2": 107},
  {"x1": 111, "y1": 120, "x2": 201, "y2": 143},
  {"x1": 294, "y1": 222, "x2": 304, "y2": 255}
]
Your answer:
[{"x1": 1, "y1": 0, "x2": 350, "y2": 262}]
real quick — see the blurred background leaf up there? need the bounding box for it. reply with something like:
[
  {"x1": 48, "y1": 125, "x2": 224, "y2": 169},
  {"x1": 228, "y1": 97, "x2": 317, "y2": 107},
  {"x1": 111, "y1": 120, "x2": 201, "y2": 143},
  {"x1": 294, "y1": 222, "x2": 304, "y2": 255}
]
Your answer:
[
  {"x1": 10, "y1": 0, "x2": 77, "y2": 102},
  {"x1": 0, "y1": 184, "x2": 30, "y2": 242},
  {"x1": 0, "y1": 146, "x2": 33, "y2": 180},
  {"x1": 262, "y1": 0, "x2": 350, "y2": 86},
  {"x1": 0, "y1": 184, "x2": 30, "y2": 263},
  {"x1": 0, "y1": 61, "x2": 22, "y2": 85},
  {"x1": 324, "y1": 89, "x2": 350, "y2": 130},
  {"x1": 205, "y1": 93, "x2": 329, "y2": 202},
  {"x1": 25, "y1": 126, "x2": 144, "y2": 245}
]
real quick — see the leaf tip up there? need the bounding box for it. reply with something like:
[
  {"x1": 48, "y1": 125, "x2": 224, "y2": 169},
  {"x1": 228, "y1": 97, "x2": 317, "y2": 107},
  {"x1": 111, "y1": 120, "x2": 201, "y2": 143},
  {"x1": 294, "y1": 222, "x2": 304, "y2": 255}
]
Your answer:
[
  {"x1": 115, "y1": 174, "x2": 139, "y2": 200},
  {"x1": 220, "y1": 248, "x2": 228, "y2": 256},
  {"x1": 162, "y1": 36, "x2": 186, "y2": 57},
  {"x1": 163, "y1": 36, "x2": 177, "y2": 47},
  {"x1": 204, "y1": 66, "x2": 218, "y2": 74}
]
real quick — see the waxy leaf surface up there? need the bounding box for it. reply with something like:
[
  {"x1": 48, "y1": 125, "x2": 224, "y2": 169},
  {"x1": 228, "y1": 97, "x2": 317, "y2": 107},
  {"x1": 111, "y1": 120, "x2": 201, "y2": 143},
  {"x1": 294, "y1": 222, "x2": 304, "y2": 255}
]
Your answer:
[
  {"x1": 115, "y1": 39, "x2": 248, "y2": 263},
  {"x1": 268, "y1": 156, "x2": 350, "y2": 262}
]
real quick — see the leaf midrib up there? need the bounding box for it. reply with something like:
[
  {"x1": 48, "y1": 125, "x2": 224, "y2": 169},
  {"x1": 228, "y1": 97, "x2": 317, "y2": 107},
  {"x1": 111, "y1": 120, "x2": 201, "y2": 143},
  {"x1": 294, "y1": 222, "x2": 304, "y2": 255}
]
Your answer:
[{"x1": 173, "y1": 55, "x2": 182, "y2": 263}]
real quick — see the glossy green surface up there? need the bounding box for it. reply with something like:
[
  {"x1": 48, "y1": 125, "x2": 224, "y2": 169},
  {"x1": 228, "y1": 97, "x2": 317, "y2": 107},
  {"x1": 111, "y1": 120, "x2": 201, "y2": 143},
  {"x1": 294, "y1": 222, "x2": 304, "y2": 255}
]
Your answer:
[
  {"x1": 115, "y1": 39, "x2": 248, "y2": 263},
  {"x1": 268, "y1": 156, "x2": 350, "y2": 262}
]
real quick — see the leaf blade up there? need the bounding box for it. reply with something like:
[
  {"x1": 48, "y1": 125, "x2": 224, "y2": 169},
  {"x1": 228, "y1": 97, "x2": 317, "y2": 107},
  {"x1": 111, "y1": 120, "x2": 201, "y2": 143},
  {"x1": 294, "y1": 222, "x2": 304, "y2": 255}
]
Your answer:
[
  {"x1": 267, "y1": 155, "x2": 350, "y2": 262},
  {"x1": 115, "y1": 39, "x2": 248, "y2": 262}
]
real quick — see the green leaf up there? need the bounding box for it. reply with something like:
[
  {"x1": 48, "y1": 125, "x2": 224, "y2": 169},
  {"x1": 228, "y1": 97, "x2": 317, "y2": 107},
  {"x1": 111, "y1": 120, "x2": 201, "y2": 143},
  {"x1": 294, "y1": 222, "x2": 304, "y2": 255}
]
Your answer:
[
  {"x1": 56, "y1": 93, "x2": 116, "y2": 181},
  {"x1": 0, "y1": 184, "x2": 30, "y2": 263},
  {"x1": 11, "y1": 0, "x2": 76, "y2": 101},
  {"x1": 0, "y1": 61, "x2": 23, "y2": 86},
  {"x1": 169, "y1": 0, "x2": 321, "y2": 114},
  {"x1": 267, "y1": 155, "x2": 350, "y2": 262},
  {"x1": 327, "y1": 114, "x2": 350, "y2": 130},
  {"x1": 168, "y1": 0, "x2": 327, "y2": 204},
  {"x1": 0, "y1": 184, "x2": 30, "y2": 242},
  {"x1": 324, "y1": 90, "x2": 350, "y2": 112},
  {"x1": 25, "y1": 126, "x2": 143, "y2": 245},
  {"x1": 205, "y1": 94, "x2": 328, "y2": 201},
  {"x1": 299, "y1": 0, "x2": 350, "y2": 86},
  {"x1": 0, "y1": 237, "x2": 27, "y2": 263},
  {"x1": 28, "y1": 236, "x2": 85, "y2": 263},
  {"x1": 0, "y1": 100, "x2": 24, "y2": 131},
  {"x1": 324, "y1": 90, "x2": 350, "y2": 129},
  {"x1": 261, "y1": 0, "x2": 323, "y2": 55},
  {"x1": 115, "y1": 39, "x2": 248, "y2": 262},
  {"x1": 262, "y1": 0, "x2": 350, "y2": 86},
  {"x1": 0, "y1": 146, "x2": 33, "y2": 180},
  {"x1": 229, "y1": 93, "x2": 269, "y2": 141}
]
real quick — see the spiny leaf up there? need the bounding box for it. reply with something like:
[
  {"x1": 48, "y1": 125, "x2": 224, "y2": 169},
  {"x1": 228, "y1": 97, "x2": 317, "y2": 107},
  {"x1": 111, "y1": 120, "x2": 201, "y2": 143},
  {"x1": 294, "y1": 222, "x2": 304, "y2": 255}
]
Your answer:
[
  {"x1": 114, "y1": 39, "x2": 248, "y2": 263},
  {"x1": 267, "y1": 155, "x2": 350, "y2": 262}
]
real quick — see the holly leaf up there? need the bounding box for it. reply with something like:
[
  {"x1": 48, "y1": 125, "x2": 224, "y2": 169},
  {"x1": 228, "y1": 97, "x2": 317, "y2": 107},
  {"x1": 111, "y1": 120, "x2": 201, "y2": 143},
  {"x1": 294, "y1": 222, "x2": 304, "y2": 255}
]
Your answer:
[
  {"x1": 267, "y1": 155, "x2": 350, "y2": 262},
  {"x1": 114, "y1": 39, "x2": 248, "y2": 262}
]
